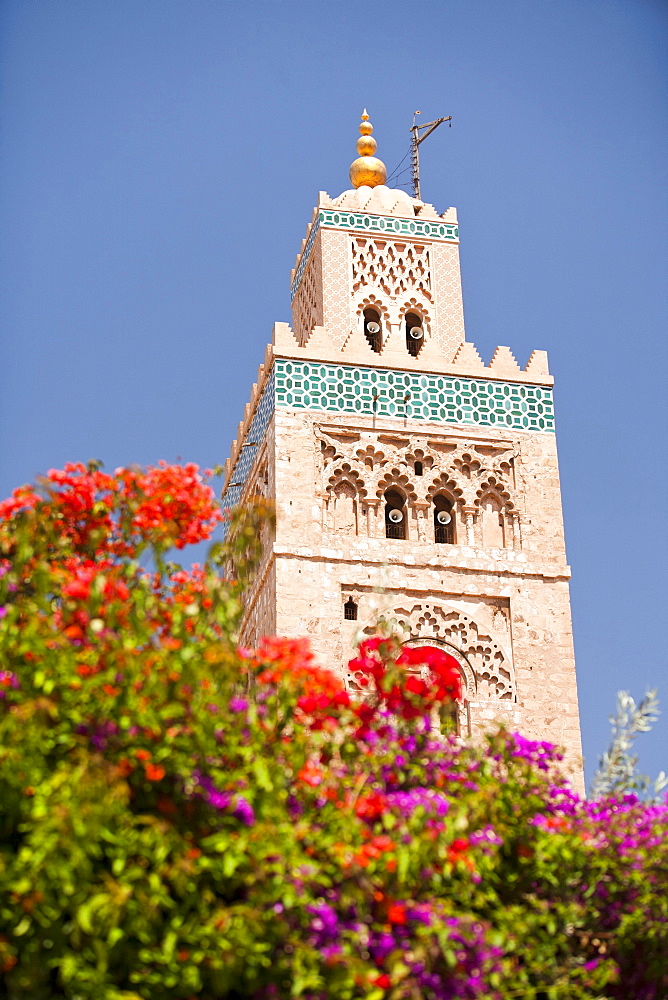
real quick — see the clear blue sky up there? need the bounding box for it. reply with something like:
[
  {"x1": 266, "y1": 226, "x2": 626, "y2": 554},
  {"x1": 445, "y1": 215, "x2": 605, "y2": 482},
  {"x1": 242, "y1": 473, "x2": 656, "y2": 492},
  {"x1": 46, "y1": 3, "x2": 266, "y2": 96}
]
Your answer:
[{"x1": 1, "y1": 0, "x2": 666, "y2": 787}]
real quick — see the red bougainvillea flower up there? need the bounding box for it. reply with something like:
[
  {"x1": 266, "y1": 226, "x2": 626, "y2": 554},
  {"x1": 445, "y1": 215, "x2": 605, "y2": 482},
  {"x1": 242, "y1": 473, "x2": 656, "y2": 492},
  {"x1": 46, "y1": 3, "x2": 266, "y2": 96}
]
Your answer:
[
  {"x1": 387, "y1": 902, "x2": 408, "y2": 925},
  {"x1": 298, "y1": 762, "x2": 325, "y2": 787},
  {"x1": 248, "y1": 637, "x2": 350, "y2": 726},
  {"x1": 397, "y1": 645, "x2": 462, "y2": 702},
  {"x1": 348, "y1": 640, "x2": 461, "y2": 724},
  {"x1": 145, "y1": 763, "x2": 166, "y2": 781},
  {"x1": 0, "y1": 461, "x2": 222, "y2": 557},
  {"x1": 0, "y1": 484, "x2": 40, "y2": 522},
  {"x1": 117, "y1": 462, "x2": 222, "y2": 550},
  {"x1": 373, "y1": 974, "x2": 392, "y2": 989},
  {"x1": 355, "y1": 791, "x2": 389, "y2": 821}
]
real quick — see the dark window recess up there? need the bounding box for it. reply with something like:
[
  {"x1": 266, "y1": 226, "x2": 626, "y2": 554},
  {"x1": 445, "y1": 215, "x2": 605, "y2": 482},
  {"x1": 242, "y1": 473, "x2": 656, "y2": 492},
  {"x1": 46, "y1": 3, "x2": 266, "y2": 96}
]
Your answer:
[
  {"x1": 405, "y1": 311, "x2": 423, "y2": 357},
  {"x1": 385, "y1": 489, "x2": 406, "y2": 540},
  {"x1": 363, "y1": 308, "x2": 382, "y2": 353},
  {"x1": 344, "y1": 599, "x2": 358, "y2": 621},
  {"x1": 414, "y1": 461, "x2": 423, "y2": 476},
  {"x1": 433, "y1": 495, "x2": 455, "y2": 544}
]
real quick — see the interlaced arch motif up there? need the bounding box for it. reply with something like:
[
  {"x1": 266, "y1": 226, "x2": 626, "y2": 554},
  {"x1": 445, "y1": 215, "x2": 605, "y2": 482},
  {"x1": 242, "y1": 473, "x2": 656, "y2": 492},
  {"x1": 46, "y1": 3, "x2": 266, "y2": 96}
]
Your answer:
[
  {"x1": 316, "y1": 431, "x2": 521, "y2": 546},
  {"x1": 381, "y1": 603, "x2": 516, "y2": 703},
  {"x1": 351, "y1": 237, "x2": 432, "y2": 301}
]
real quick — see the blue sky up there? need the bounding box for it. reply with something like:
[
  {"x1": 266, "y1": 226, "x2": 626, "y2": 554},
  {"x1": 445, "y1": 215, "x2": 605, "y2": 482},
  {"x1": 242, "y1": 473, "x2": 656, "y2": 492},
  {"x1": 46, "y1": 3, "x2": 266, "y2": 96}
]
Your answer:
[{"x1": 1, "y1": 0, "x2": 666, "y2": 786}]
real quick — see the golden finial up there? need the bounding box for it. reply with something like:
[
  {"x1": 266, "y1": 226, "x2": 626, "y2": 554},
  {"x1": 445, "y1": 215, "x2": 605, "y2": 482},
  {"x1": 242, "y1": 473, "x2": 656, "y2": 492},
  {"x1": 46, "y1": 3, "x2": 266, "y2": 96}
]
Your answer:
[{"x1": 349, "y1": 110, "x2": 387, "y2": 189}]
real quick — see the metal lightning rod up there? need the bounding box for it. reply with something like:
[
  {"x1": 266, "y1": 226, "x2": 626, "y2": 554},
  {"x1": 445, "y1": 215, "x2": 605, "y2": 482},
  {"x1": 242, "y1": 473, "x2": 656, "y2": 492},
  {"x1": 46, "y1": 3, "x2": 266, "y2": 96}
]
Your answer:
[{"x1": 410, "y1": 111, "x2": 452, "y2": 200}]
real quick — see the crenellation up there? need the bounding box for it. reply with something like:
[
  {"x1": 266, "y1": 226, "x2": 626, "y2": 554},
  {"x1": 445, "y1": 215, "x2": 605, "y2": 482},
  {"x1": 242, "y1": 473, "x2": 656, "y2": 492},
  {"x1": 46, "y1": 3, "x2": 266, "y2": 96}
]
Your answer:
[
  {"x1": 224, "y1": 131, "x2": 583, "y2": 790},
  {"x1": 488, "y1": 345, "x2": 522, "y2": 375}
]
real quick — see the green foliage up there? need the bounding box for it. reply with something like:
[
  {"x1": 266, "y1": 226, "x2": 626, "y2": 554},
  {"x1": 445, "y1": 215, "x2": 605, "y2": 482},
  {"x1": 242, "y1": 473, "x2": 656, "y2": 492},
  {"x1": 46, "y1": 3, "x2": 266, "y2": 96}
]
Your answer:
[
  {"x1": 0, "y1": 463, "x2": 666, "y2": 999},
  {"x1": 591, "y1": 689, "x2": 667, "y2": 801}
]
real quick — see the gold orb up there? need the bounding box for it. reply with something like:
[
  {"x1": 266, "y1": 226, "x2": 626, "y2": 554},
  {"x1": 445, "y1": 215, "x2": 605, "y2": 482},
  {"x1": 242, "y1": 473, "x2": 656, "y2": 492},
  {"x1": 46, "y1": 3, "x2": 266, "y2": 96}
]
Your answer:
[
  {"x1": 356, "y1": 135, "x2": 377, "y2": 156},
  {"x1": 349, "y1": 156, "x2": 387, "y2": 189},
  {"x1": 359, "y1": 120, "x2": 373, "y2": 136}
]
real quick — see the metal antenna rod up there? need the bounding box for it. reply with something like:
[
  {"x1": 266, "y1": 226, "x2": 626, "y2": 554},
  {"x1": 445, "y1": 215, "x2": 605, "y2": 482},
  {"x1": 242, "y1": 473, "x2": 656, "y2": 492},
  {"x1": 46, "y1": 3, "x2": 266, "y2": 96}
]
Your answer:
[{"x1": 410, "y1": 112, "x2": 452, "y2": 200}]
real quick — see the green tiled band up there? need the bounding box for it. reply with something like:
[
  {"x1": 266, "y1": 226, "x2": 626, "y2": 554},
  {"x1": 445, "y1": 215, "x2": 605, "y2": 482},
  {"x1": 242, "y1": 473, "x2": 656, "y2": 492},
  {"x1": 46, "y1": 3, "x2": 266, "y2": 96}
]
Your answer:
[
  {"x1": 318, "y1": 210, "x2": 458, "y2": 242},
  {"x1": 275, "y1": 360, "x2": 554, "y2": 432}
]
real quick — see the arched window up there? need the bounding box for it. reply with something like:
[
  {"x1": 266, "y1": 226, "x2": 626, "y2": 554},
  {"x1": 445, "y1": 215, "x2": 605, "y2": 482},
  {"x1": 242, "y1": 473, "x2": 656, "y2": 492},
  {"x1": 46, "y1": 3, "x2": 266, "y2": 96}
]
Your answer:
[
  {"x1": 363, "y1": 308, "x2": 382, "y2": 353},
  {"x1": 405, "y1": 311, "x2": 424, "y2": 357},
  {"x1": 384, "y1": 489, "x2": 406, "y2": 539},
  {"x1": 433, "y1": 495, "x2": 455, "y2": 544},
  {"x1": 344, "y1": 598, "x2": 358, "y2": 621}
]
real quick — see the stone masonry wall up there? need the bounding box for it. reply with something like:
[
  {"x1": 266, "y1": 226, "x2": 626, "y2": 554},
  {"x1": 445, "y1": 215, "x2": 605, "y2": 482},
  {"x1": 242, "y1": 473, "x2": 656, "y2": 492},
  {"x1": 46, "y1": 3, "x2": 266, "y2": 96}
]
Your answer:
[{"x1": 267, "y1": 406, "x2": 583, "y2": 788}]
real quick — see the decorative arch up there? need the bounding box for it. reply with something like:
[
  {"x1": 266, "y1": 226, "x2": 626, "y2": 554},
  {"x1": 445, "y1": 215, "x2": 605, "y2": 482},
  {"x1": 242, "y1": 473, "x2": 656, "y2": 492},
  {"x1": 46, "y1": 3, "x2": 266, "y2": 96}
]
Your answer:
[
  {"x1": 362, "y1": 602, "x2": 516, "y2": 703},
  {"x1": 426, "y1": 472, "x2": 464, "y2": 505},
  {"x1": 475, "y1": 475, "x2": 514, "y2": 510},
  {"x1": 354, "y1": 295, "x2": 391, "y2": 349},
  {"x1": 327, "y1": 463, "x2": 367, "y2": 499},
  {"x1": 405, "y1": 447, "x2": 435, "y2": 475},
  {"x1": 376, "y1": 469, "x2": 417, "y2": 503},
  {"x1": 398, "y1": 297, "x2": 433, "y2": 333},
  {"x1": 452, "y1": 451, "x2": 483, "y2": 480},
  {"x1": 355, "y1": 444, "x2": 387, "y2": 472},
  {"x1": 475, "y1": 476, "x2": 516, "y2": 550},
  {"x1": 326, "y1": 465, "x2": 366, "y2": 536}
]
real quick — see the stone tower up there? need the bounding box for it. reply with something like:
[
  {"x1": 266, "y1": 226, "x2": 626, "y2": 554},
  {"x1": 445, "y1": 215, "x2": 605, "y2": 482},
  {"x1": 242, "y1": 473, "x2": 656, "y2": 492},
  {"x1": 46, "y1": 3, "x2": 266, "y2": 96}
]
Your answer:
[{"x1": 222, "y1": 113, "x2": 583, "y2": 776}]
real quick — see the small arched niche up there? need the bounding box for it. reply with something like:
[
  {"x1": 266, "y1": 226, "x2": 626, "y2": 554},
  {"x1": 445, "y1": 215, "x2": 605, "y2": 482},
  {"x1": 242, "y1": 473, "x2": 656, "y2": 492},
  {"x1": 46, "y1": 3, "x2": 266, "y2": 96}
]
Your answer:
[
  {"x1": 433, "y1": 494, "x2": 455, "y2": 544},
  {"x1": 480, "y1": 494, "x2": 506, "y2": 548},
  {"x1": 384, "y1": 488, "x2": 406, "y2": 540},
  {"x1": 405, "y1": 311, "x2": 424, "y2": 357},
  {"x1": 363, "y1": 307, "x2": 382, "y2": 353}
]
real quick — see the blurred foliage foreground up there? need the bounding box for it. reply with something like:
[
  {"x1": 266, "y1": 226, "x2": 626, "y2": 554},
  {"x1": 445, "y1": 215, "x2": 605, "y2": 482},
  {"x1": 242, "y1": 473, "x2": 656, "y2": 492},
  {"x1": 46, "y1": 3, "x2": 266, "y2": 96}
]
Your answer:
[{"x1": 0, "y1": 462, "x2": 666, "y2": 1000}]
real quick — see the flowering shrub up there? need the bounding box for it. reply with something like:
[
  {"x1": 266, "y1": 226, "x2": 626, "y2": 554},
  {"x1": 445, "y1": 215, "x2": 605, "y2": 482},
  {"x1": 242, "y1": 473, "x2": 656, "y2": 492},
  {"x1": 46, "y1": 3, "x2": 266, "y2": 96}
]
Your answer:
[{"x1": 0, "y1": 463, "x2": 666, "y2": 999}]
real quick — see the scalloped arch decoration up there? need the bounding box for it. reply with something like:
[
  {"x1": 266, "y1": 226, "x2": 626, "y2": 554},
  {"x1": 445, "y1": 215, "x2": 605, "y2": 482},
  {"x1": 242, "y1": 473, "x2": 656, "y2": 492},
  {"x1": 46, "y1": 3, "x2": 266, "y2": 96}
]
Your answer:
[
  {"x1": 370, "y1": 602, "x2": 516, "y2": 703},
  {"x1": 375, "y1": 469, "x2": 418, "y2": 503}
]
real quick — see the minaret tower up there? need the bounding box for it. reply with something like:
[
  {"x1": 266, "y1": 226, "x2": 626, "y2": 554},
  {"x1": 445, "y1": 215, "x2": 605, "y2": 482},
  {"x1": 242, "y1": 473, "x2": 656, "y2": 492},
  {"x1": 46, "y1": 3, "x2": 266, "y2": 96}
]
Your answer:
[{"x1": 222, "y1": 113, "x2": 583, "y2": 776}]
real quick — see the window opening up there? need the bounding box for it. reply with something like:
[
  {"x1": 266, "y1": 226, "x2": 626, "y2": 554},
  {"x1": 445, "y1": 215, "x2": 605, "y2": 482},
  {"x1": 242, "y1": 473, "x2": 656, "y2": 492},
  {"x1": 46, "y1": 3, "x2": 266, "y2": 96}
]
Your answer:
[
  {"x1": 433, "y1": 495, "x2": 455, "y2": 544},
  {"x1": 363, "y1": 308, "x2": 382, "y2": 353},
  {"x1": 405, "y1": 311, "x2": 424, "y2": 357},
  {"x1": 414, "y1": 461, "x2": 423, "y2": 476},
  {"x1": 344, "y1": 599, "x2": 358, "y2": 621},
  {"x1": 385, "y1": 489, "x2": 406, "y2": 540}
]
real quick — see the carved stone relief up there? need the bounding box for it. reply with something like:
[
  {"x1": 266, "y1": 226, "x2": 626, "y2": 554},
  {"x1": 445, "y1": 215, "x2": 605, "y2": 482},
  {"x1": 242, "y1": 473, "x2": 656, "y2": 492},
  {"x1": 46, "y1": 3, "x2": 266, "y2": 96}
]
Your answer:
[
  {"x1": 316, "y1": 426, "x2": 522, "y2": 547},
  {"x1": 354, "y1": 601, "x2": 516, "y2": 704}
]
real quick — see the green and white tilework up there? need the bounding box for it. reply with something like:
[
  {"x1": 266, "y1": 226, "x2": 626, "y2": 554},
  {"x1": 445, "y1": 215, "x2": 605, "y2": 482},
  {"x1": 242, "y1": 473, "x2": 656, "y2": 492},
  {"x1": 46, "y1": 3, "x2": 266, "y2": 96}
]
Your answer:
[
  {"x1": 275, "y1": 360, "x2": 554, "y2": 432},
  {"x1": 318, "y1": 210, "x2": 458, "y2": 242},
  {"x1": 222, "y1": 360, "x2": 554, "y2": 527}
]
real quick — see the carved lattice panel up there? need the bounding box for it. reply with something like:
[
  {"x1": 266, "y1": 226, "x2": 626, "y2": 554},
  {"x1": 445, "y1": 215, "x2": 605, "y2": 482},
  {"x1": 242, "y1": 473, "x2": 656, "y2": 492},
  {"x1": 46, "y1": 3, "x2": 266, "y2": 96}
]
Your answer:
[
  {"x1": 352, "y1": 237, "x2": 432, "y2": 301},
  {"x1": 376, "y1": 603, "x2": 516, "y2": 703}
]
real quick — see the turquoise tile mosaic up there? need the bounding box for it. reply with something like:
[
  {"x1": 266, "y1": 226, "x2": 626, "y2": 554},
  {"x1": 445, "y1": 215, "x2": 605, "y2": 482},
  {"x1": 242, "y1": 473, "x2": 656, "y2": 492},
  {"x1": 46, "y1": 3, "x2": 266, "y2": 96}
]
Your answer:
[
  {"x1": 222, "y1": 369, "x2": 275, "y2": 520},
  {"x1": 318, "y1": 210, "x2": 458, "y2": 242},
  {"x1": 274, "y1": 360, "x2": 554, "y2": 432},
  {"x1": 222, "y1": 361, "x2": 554, "y2": 525}
]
